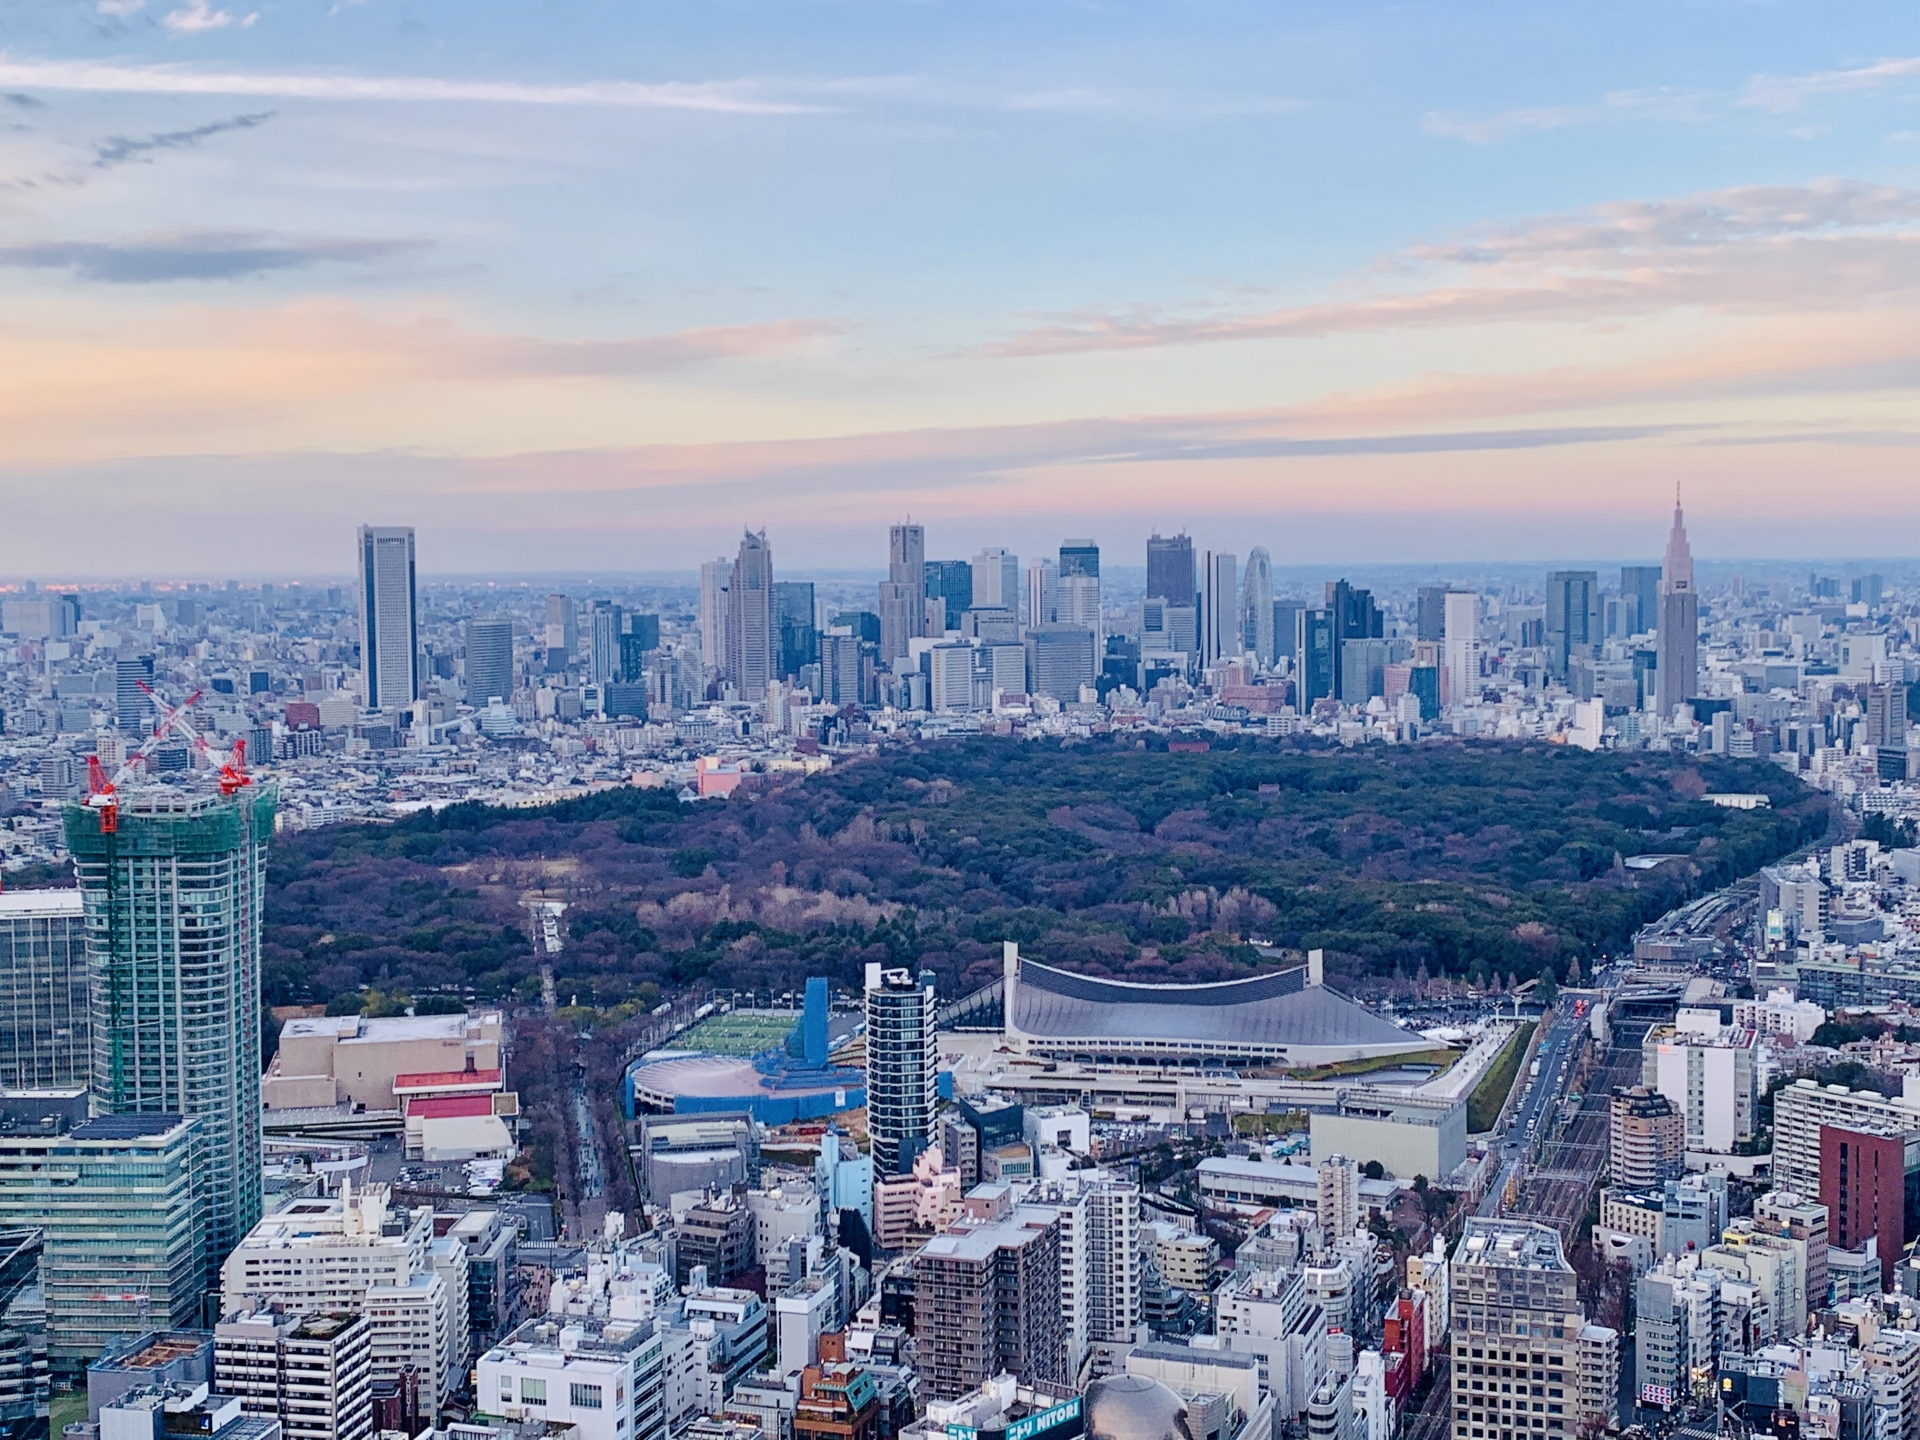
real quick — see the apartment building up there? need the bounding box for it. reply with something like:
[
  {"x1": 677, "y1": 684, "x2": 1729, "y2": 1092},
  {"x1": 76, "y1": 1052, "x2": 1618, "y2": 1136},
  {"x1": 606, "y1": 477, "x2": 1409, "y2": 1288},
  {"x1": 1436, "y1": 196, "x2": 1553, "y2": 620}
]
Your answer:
[{"x1": 214, "y1": 1308, "x2": 373, "y2": 1440}]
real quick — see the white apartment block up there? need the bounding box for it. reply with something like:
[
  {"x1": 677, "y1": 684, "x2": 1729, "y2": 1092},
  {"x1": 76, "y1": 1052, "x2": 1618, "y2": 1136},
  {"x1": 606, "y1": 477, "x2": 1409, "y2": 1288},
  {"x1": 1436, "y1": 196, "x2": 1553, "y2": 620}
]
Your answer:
[
  {"x1": 1643, "y1": 1025, "x2": 1757, "y2": 1154},
  {"x1": 478, "y1": 1315, "x2": 667, "y2": 1440},
  {"x1": 220, "y1": 1182, "x2": 457, "y2": 1408},
  {"x1": 215, "y1": 1307, "x2": 374, "y2": 1440}
]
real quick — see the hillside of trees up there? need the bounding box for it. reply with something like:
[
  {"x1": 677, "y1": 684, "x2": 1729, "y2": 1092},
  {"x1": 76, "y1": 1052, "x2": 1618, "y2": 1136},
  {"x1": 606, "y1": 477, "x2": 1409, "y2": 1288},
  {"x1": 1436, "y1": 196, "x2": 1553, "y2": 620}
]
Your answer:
[{"x1": 261, "y1": 737, "x2": 1829, "y2": 1017}]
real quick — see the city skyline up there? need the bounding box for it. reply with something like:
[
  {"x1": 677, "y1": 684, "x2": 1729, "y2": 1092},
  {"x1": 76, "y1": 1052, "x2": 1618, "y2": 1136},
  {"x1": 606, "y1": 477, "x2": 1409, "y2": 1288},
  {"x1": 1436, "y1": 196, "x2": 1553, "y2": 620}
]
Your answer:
[{"x1": 2, "y1": 4, "x2": 1919, "y2": 570}]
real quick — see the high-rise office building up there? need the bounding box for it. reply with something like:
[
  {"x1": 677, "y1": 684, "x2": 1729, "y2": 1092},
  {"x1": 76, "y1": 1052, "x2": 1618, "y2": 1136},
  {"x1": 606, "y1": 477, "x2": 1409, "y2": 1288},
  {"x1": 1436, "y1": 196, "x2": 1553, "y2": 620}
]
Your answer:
[
  {"x1": 66, "y1": 784, "x2": 276, "y2": 1288},
  {"x1": 618, "y1": 616, "x2": 661, "y2": 685},
  {"x1": 864, "y1": 964, "x2": 936, "y2": 1177},
  {"x1": 1326, "y1": 580, "x2": 1383, "y2": 700},
  {"x1": 723, "y1": 530, "x2": 775, "y2": 702},
  {"x1": 1023, "y1": 557, "x2": 1057, "y2": 631},
  {"x1": 1416, "y1": 586, "x2": 1449, "y2": 643},
  {"x1": 583, "y1": 603, "x2": 622, "y2": 687},
  {"x1": 465, "y1": 617, "x2": 515, "y2": 706},
  {"x1": 1057, "y1": 539, "x2": 1102, "y2": 644},
  {"x1": 820, "y1": 634, "x2": 864, "y2": 706},
  {"x1": 774, "y1": 581, "x2": 819, "y2": 680},
  {"x1": 1241, "y1": 547, "x2": 1274, "y2": 666},
  {"x1": 1820, "y1": 1127, "x2": 1906, "y2": 1291},
  {"x1": 1025, "y1": 626, "x2": 1096, "y2": 702},
  {"x1": 1544, "y1": 571, "x2": 1601, "y2": 681},
  {"x1": 1444, "y1": 591, "x2": 1479, "y2": 710},
  {"x1": 924, "y1": 560, "x2": 973, "y2": 632},
  {"x1": 972, "y1": 548, "x2": 1019, "y2": 612},
  {"x1": 356, "y1": 526, "x2": 418, "y2": 713},
  {"x1": 0, "y1": 1102, "x2": 205, "y2": 1375},
  {"x1": 116, "y1": 655, "x2": 155, "y2": 732},
  {"x1": 543, "y1": 594, "x2": 578, "y2": 657},
  {"x1": 217, "y1": 1308, "x2": 374, "y2": 1440},
  {"x1": 699, "y1": 558, "x2": 731, "y2": 677},
  {"x1": 1146, "y1": 533, "x2": 1197, "y2": 605},
  {"x1": 1655, "y1": 494, "x2": 1699, "y2": 720},
  {"x1": 1296, "y1": 608, "x2": 1335, "y2": 709},
  {"x1": 878, "y1": 524, "x2": 927, "y2": 669},
  {"x1": 1619, "y1": 566, "x2": 1661, "y2": 637},
  {"x1": 1202, "y1": 552, "x2": 1238, "y2": 664},
  {"x1": 0, "y1": 889, "x2": 89, "y2": 1090},
  {"x1": 1449, "y1": 1219, "x2": 1618, "y2": 1439}
]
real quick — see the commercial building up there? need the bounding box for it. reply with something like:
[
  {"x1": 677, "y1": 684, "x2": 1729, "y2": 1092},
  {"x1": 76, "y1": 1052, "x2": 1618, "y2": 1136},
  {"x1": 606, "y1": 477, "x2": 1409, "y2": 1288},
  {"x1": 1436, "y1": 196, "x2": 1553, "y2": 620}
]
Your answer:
[
  {"x1": 1752, "y1": 1190, "x2": 1830, "y2": 1319},
  {"x1": 267, "y1": 1012, "x2": 503, "y2": 1113},
  {"x1": 724, "y1": 531, "x2": 776, "y2": 702},
  {"x1": 879, "y1": 526, "x2": 928, "y2": 670},
  {"x1": 1447, "y1": 1219, "x2": 1617, "y2": 1440},
  {"x1": 357, "y1": 525, "x2": 419, "y2": 712},
  {"x1": 465, "y1": 618, "x2": 514, "y2": 707},
  {"x1": 1194, "y1": 1159, "x2": 1399, "y2": 1220},
  {"x1": 440, "y1": 1210, "x2": 521, "y2": 1351},
  {"x1": 214, "y1": 1308, "x2": 373, "y2": 1440},
  {"x1": 1025, "y1": 626, "x2": 1097, "y2": 702},
  {"x1": 1543, "y1": 572, "x2": 1600, "y2": 682},
  {"x1": 477, "y1": 1313, "x2": 668, "y2": 1440},
  {"x1": 865, "y1": 965, "x2": 937, "y2": 1177},
  {"x1": 1772, "y1": 1081, "x2": 1920, "y2": 1203},
  {"x1": 1654, "y1": 496, "x2": 1699, "y2": 720},
  {"x1": 0, "y1": 888, "x2": 89, "y2": 1090},
  {"x1": 1608, "y1": 1087, "x2": 1683, "y2": 1190},
  {"x1": 101, "y1": 1382, "x2": 283, "y2": 1440},
  {"x1": 66, "y1": 785, "x2": 276, "y2": 1285},
  {"x1": 1821, "y1": 1126, "x2": 1911, "y2": 1290},
  {"x1": 0, "y1": 1104, "x2": 205, "y2": 1373},
  {"x1": 219, "y1": 1183, "x2": 458, "y2": 1410}
]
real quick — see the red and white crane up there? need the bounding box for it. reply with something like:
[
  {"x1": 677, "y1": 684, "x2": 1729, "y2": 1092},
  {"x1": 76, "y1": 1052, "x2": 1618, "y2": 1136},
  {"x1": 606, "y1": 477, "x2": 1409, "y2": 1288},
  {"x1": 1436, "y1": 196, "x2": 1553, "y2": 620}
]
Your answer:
[{"x1": 84, "y1": 681, "x2": 251, "y2": 834}]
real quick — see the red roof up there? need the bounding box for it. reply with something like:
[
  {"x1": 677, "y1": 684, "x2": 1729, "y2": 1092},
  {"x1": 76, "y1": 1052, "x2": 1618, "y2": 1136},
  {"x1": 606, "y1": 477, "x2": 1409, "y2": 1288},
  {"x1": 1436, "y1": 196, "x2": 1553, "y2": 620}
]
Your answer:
[
  {"x1": 393, "y1": 1069, "x2": 502, "y2": 1091},
  {"x1": 408, "y1": 1095, "x2": 496, "y2": 1119}
]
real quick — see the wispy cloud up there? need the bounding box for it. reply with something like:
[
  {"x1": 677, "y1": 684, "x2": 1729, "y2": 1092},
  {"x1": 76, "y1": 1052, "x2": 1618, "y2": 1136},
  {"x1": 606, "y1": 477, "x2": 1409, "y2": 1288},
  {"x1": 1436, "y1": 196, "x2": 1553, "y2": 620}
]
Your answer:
[
  {"x1": 991, "y1": 179, "x2": 1920, "y2": 357},
  {"x1": 1741, "y1": 56, "x2": 1920, "y2": 113},
  {"x1": 0, "y1": 229, "x2": 427, "y2": 282},
  {"x1": 161, "y1": 0, "x2": 257, "y2": 33},
  {"x1": 95, "y1": 0, "x2": 146, "y2": 15},
  {"x1": 0, "y1": 55, "x2": 827, "y2": 116},
  {"x1": 2, "y1": 92, "x2": 44, "y2": 110},
  {"x1": 92, "y1": 111, "x2": 273, "y2": 169},
  {"x1": 1425, "y1": 89, "x2": 1704, "y2": 144}
]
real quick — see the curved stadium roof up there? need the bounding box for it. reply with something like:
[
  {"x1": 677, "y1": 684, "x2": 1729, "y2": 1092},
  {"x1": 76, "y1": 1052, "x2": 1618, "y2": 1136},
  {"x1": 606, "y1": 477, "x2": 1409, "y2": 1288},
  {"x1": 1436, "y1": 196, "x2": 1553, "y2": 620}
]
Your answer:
[{"x1": 1011, "y1": 957, "x2": 1422, "y2": 1052}]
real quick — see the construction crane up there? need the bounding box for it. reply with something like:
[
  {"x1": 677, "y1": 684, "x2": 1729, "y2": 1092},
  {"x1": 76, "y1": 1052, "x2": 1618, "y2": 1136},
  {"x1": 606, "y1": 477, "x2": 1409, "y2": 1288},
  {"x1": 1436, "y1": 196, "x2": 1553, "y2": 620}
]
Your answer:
[{"x1": 83, "y1": 682, "x2": 251, "y2": 833}]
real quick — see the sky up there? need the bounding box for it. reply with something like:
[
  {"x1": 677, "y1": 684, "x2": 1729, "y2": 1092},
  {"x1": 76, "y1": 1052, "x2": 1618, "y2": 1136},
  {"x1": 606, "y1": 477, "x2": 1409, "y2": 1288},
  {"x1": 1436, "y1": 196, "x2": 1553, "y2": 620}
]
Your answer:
[{"x1": 1, "y1": 0, "x2": 1918, "y2": 577}]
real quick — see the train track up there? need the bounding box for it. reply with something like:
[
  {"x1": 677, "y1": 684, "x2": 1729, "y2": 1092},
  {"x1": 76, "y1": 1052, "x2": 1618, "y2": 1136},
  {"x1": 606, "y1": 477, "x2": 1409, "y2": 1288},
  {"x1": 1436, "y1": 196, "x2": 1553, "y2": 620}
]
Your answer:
[{"x1": 1515, "y1": 1027, "x2": 1650, "y2": 1238}]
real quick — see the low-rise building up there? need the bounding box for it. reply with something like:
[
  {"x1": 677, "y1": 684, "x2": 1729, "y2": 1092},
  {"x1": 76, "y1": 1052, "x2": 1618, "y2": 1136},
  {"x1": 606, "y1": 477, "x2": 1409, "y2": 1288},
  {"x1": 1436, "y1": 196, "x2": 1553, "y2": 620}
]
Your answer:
[{"x1": 476, "y1": 1313, "x2": 667, "y2": 1440}]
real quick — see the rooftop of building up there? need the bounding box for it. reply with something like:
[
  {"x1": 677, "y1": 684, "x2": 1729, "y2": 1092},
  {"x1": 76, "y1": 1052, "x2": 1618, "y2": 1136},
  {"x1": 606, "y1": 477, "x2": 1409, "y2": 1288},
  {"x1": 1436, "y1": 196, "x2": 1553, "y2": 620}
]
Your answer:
[
  {"x1": 394, "y1": 1068, "x2": 503, "y2": 1089},
  {"x1": 281, "y1": 1012, "x2": 497, "y2": 1044},
  {"x1": 0, "y1": 888, "x2": 83, "y2": 916},
  {"x1": 1457, "y1": 1218, "x2": 1573, "y2": 1272},
  {"x1": 917, "y1": 1216, "x2": 1054, "y2": 1263},
  {"x1": 92, "y1": 1333, "x2": 212, "y2": 1372},
  {"x1": 491, "y1": 1314, "x2": 659, "y2": 1361},
  {"x1": 1128, "y1": 1341, "x2": 1257, "y2": 1371}
]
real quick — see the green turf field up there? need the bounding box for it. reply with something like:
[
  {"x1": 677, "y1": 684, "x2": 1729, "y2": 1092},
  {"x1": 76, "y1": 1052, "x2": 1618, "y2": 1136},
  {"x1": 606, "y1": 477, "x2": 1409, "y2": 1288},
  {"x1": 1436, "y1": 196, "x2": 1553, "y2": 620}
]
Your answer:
[{"x1": 677, "y1": 1011, "x2": 800, "y2": 1056}]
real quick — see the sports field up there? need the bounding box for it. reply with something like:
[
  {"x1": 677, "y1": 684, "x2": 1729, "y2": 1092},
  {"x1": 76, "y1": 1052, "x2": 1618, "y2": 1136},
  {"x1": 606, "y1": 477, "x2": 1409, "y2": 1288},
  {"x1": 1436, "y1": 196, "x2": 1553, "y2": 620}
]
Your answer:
[{"x1": 677, "y1": 1011, "x2": 800, "y2": 1056}]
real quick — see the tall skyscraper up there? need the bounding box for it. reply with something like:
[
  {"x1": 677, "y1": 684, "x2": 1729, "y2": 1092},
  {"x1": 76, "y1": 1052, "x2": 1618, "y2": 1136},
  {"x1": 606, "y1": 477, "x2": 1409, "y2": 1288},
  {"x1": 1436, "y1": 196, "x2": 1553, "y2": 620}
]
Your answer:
[
  {"x1": 543, "y1": 594, "x2": 578, "y2": 657},
  {"x1": 1416, "y1": 585, "x2": 1449, "y2": 643},
  {"x1": 1444, "y1": 590, "x2": 1479, "y2": 709},
  {"x1": 1202, "y1": 551, "x2": 1238, "y2": 664},
  {"x1": 1296, "y1": 608, "x2": 1335, "y2": 708},
  {"x1": 1544, "y1": 571, "x2": 1601, "y2": 681},
  {"x1": 1146, "y1": 532, "x2": 1196, "y2": 605},
  {"x1": 878, "y1": 523, "x2": 927, "y2": 669},
  {"x1": 723, "y1": 529, "x2": 775, "y2": 701},
  {"x1": 699, "y1": 558, "x2": 731, "y2": 676},
  {"x1": 1025, "y1": 625, "x2": 1096, "y2": 702},
  {"x1": 923, "y1": 560, "x2": 973, "y2": 632},
  {"x1": 0, "y1": 889, "x2": 89, "y2": 1090},
  {"x1": 1057, "y1": 540, "x2": 1102, "y2": 646},
  {"x1": 1325, "y1": 579, "x2": 1383, "y2": 699},
  {"x1": 465, "y1": 617, "x2": 514, "y2": 706},
  {"x1": 864, "y1": 964, "x2": 936, "y2": 1177},
  {"x1": 1655, "y1": 493, "x2": 1699, "y2": 720},
  {"x1": 773, "y1": 581, "x2": 818, "y2": 680},
  {"x1": 66, "y1": 784, "x2": 277, "y2": 1289},
  {"x1": 1023, "y1": 557, "x2": 1057, "y2": 631},
  {"x1": 357, "y1": 526, "x2": 419, "y2": 713},
  {"x1": 1241, "y1": 547, "x2": 1274, "y2": 666},
  {"x1": 972, "y1": 547, "x2": 1019, "y2": 611},
  {"x1": 1619, "y1": 566, "x2": 1661, "y2": 637},
  {"x1": 116, "y1": 655, "x2": 155, "y2": 732}
]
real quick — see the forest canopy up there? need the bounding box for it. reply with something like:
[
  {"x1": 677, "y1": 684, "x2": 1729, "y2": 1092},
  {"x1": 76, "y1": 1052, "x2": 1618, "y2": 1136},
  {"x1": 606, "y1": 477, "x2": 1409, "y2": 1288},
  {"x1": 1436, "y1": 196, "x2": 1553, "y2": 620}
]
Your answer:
[{"x1": 262, "y1": 737, "x2": 1828, "y2": 1015}]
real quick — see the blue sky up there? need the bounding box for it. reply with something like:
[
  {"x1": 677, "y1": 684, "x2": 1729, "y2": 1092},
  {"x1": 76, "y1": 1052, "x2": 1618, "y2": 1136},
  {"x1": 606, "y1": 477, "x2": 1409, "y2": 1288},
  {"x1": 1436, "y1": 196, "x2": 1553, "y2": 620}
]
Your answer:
[{"x1": 1, "y1": 1, "x2": 1917, "y2": 575}]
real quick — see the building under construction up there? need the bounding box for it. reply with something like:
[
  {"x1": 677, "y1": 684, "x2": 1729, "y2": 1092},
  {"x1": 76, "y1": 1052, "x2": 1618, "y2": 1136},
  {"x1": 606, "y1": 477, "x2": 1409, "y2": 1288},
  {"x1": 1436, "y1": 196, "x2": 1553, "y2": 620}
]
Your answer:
[{"x1": 64, "y1": 782, "x2": 277, "y2": 1289}]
